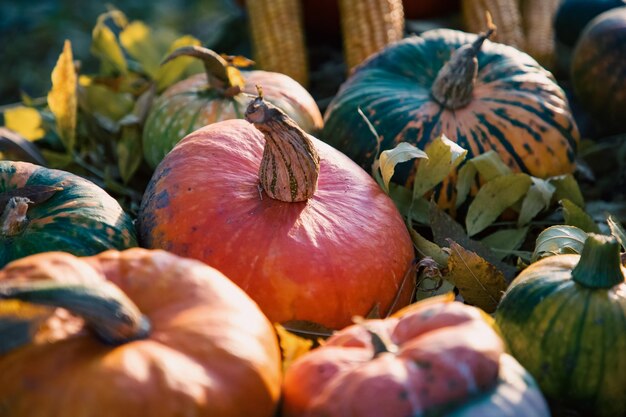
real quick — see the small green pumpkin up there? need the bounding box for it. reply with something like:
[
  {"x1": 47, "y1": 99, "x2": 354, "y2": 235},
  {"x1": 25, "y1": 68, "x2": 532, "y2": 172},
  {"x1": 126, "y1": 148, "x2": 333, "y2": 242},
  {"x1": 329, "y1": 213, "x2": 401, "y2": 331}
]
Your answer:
[
  {"x1": 495, "y1": 234, "x2": 626, "y2": 417},
  {"x1": 142, "y1": 46, "x2": 323, "y2": 168},
  {"x1": 323, "y1": 28, "x2": 579, "y2": 210},
  {"x1": 571, "y1": 6, "x2": 626, "y2": 133},
  {"x1": 0, "y1": 161, "x2": 136, "y2": 267}
]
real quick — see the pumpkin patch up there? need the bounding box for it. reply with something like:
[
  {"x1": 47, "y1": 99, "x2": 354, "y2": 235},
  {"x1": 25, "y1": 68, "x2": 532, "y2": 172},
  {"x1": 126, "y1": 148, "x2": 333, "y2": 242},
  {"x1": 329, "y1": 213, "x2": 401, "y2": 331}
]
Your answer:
[{"x1": 1, "y1": 3, "x2": 626, "y2": 417}]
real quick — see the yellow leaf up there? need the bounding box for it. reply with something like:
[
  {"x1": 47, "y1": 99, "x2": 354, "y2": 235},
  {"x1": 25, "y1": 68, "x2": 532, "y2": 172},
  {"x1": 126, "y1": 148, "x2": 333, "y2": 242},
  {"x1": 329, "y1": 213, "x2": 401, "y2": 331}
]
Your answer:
[
  {"x1": 156, "y1": 35, "x2": 202, "y2": 91},
  {"x1": 3, "y1": 107, "x2": 45, "y2": 141},
  {"x1": 47, "y1": 40, "x2": 77, "y2": 152},
  {"x1": 120, "y1": 21, "x2": 162, "y2": 78},
  {"x1": 275, "y1": 324, "x2": 313, "y2": 373},
  {"x1": 445, "y1": 241, "x2": 508, "y2": 313},
  {"x1": 91, "y1": 17, "x2": 128, "y2": 74}
]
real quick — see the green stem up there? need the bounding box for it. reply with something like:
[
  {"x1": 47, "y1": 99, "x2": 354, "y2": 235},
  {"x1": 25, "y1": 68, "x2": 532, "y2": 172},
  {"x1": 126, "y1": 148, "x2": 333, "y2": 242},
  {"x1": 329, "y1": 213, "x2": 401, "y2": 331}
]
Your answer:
[
  {"x1": 430, "y1": 27, "x2": 495, "y2": 110},
  {"x1": 0, "y1": 197, "x2": 31, "y2": 236},
  {"x1": 161, "y1": 46, "x2": 246, "y2": 96},
  {"x1": 572, "y1": 234, "x2": 625, "y2": 289},
  {"x1": 245, "y1": 91, "x2": 320, "y2": 202},
  {"x1": 0, "y1": 280, "x2": 151, "y2": 349}
]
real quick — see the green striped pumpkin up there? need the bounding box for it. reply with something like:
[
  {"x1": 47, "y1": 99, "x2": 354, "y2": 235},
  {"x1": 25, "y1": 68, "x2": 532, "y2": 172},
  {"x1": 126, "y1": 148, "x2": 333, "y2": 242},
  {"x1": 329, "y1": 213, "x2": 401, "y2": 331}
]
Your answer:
[
  {"x1": 571, "y1": 6, "x2": 626, "y2": 133},
  {"x1": 0, "y1": 161, "x2": 136, "y2": 267},
  {"x1": 142, "y1": 46, "x2": 323, "y2": 168},
  {"x1": 495, "y1": 234, "x2": 626, "y2": 417},
  {"x1": 323, "y1": 29, "x2": 579, "y2": 210}
]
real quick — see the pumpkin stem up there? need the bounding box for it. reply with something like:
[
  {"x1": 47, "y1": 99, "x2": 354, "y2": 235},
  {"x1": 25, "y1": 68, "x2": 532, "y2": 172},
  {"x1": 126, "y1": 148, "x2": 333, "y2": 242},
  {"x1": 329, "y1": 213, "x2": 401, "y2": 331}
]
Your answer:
[
  {"x1": 0, "y1": 197, "x2": 31, "y2": 236},
  {"x1": 430, "y1": 24, "x2": 496, "y2": 110},
  {"x1": 572, "y1": 234, "x2": 625, "y2": 289},
  {"x1": 245, "y1": 90, "x2": 320, "y2": 202},
  {"x1": 161, "y1": 46, "x2": 253, "y2": 97},
  {"x1": 0, "y1": 280, "x2": 151, "y2": 346}
]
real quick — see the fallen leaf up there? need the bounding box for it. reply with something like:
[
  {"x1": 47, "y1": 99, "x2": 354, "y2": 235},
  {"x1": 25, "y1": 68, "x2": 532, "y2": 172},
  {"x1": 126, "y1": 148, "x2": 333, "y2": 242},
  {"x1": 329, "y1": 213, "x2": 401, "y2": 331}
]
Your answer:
[
  {"x1": 379, "y1": 142, "x2": 428, "y2": 193},
  {"x1": 274, "y1": 324, "x2": 313, "y2": 373},
  {"x1": 412, "y1": 135, "x2": 466, "y2": 199},
  {"x1": 518, "y1": 177, "x2": 556, "y2": 226},
  {"x1": 408, "y1": 226, "x2": 449, "y2": 267},
  {"x1": 561, "y1": 198, "x2": 601, "y2": 233},
  {"x1": 531, "y1": 225, "x2": 588, "y2": 262},
  {"x1": 465, "y1": 173, "x2": 532, "y2": 236},
  {"x1": 3, "y1": 107, "x2": 45, "y2": 141},
  {"x1": 48, "y1": 40, "x2": 77, "y2": 152},
  {"x1": 470, "y1": 150, "x2": 512, "y2": 181},
  {"x1": 481, "y1": 227, "x2": 529, "y2": 261},
  {"x1": 445, "y1": 241, "x2": 508, "y2": 313},
  {"x1": 607, "y1": 215, "x2": 626, "y2": 251},
  {"x1": 550, "y1": 174, "x2": 584, "y2": 207}
]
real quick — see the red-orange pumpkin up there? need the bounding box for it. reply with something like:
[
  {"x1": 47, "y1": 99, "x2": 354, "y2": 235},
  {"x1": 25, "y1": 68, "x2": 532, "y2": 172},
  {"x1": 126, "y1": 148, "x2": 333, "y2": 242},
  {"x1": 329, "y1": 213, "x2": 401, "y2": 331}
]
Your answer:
[
  {"x1": 0, "y1": 248, "x2": 281, "y2": 417},
  {"x1": 138, "y1": 96, "x2": 415, "y2": 330},
  {"x1": 283, "y1": 295, "x2": 551, "y2": 417}
]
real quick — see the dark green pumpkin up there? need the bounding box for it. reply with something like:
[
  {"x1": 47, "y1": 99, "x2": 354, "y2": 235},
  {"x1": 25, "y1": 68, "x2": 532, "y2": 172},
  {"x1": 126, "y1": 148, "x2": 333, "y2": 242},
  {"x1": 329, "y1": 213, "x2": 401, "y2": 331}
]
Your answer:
[
  {"x1": 555, "y1": 0, "x2": 626, "y2": 47},
  {"x1": 0, "y1": 161, "x2": 136, "y2": 267},
  {"x1": 142, "y1": 47, "x2": 323, "y2": 168},
  {"x1": 495, "y1": 234, "x2": 626, "y2": 417},
  {"x1": 323, "y1": 29, "x2": 579, "y2": 210},
  {"x1": 571, "y1": 6, "x2": 626, "y2": 133}
]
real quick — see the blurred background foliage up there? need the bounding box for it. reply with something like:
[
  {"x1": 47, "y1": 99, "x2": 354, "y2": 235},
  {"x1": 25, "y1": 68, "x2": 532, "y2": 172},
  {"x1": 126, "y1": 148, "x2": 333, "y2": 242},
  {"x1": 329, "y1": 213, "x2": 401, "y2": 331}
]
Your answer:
[{"x1": 0, "y1": 0, "x2": 250, "y2": 106}]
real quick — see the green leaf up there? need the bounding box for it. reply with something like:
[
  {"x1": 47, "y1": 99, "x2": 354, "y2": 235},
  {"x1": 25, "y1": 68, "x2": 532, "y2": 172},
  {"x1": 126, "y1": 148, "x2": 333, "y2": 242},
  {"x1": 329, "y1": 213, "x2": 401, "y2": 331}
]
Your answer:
[
  {"x1": 561, "y1": 198, "x2": 601, "y2": 233},
  {"x1": 84, "y1": 84, "x2": 135, "y2": 123},
  {"x1": 117, "y1": 126, "x2": 143, "y2": 183},
  {"x1": 156, "y1": 35, "x2": 202, "y2": 91},
  {"x1": 518, "y1": 177, "x2": 556, "y2": 226},
  {"x1": 466, "y1": 173, "x2": 532, "y2": 236},
  {"x1": 531, "y1": 225, "x2": 588, "y2": 262},
  {"x1": 3, "y1": 107, "x2": 45, "y2": 141},
  {"x1": 119, "y1": 21, "x2": 162, "y2": 78},
  {"x1": 481, "y1": 227, "x2": 529, "y2": 261},
  {"x1": 378, "y1": 142, "x2": 428, "y2": 193},
  {"x1": 47, "y1": 40, "x2": 77, "y2": 152},
  {"x1": 412, "y1": 135, "x2": 467, "y2": 199},
  {"x1": 387, "y1": 184, "x2": 429, "y2": 224},
  {"x1": 455, "y1": 162, "x2": 476, "y2": 208},
  {"x1": 407, "y1": 227, "x2": 449, "y2": 267},
  {"x1": 550, "y1": 174, "x2": 584, "y2": 207},
  {"x1": 429, "y1": 201, "x2": 518, "y2": 280},
  {"x1": 607, "y1": 215, "x2": 626, "y2": 251},
  {"x1": 470, "y1": 150, "x2": 512, "y2": 181},
  {"x1": 91, "y1": 14, "x2": 128, "y2": 74},
  {"x1": 445, "y1": 241, "x2": 508, "y2": 313}
]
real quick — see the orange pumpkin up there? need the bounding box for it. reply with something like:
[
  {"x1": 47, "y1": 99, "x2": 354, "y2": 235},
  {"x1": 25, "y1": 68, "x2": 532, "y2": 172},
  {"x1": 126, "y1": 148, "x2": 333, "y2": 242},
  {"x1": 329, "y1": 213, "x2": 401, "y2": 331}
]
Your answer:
[
  {"x1": 0, "y1": 248, "x2": 281, "y2": 417},
  {"x1": 283, "y1": 296, "x2": 551, "y2": 417},
  {"x1": 138, "y1": 95, "x2": 415, "y2": 330}
]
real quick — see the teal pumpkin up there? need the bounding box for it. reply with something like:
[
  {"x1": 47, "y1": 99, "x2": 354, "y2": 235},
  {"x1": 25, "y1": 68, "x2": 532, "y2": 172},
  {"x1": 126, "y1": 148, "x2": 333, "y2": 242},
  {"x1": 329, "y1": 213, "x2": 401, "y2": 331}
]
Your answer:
[
  {"x1": 571, "y1": 6, "x2": 626, "y2": 133},
  {"x1": 323, "y1": 29, "x2": 579, "y2": 210},
  {"x1": 495, "y1": 234, "x2": 626, "y2": 417},
  {"x1": 0, "y1": 161, "x2": 136, "y2": 267},
  {"x1": 142, "y1": 46, "x2": 323, "y2": 168}
]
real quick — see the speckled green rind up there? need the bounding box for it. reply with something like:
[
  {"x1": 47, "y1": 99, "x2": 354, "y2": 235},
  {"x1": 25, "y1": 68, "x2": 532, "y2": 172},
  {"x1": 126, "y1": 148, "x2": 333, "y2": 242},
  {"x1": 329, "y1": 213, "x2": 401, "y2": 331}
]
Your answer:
[
  {"x1": 443, "y1": 354, "x2": 550, "y2": 417},
  {"x1": 143, "y1": 70, "x2": 323, "y2": 168},
  {"x1": 571, "y1": 6, "x2": 626, "y2": 133},
  {"x1": 323, "y1": 29, "x2": 579, "y2": 209},
  {"x1": 0, "y1": 161, "x2": 137, "y2": 267},
  {"x1": 495, "y1": 255, "x2": 626, "y2": 417}
]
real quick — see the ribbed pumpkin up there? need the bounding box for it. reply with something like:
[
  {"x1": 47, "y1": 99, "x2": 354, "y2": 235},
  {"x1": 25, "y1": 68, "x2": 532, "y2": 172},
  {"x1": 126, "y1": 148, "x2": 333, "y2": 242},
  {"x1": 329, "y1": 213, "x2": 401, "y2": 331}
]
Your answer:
[
  {"x1": 495, "y1": 234, "x2": 626, "y2": 417},
  {"x1": 0, "y1": 248, "x2": 281, "y2": 417},
  {"x1": 142, "y1": 46, "x2": 323, "y2": 168},
  {"x1": 323, "y1": 28, "x2": 580, "y2": 210},
  {"x1": 283, "y1": 295, "x2": 551, "y2": 417},
  {"x1": 571, "y1": 6, "x2": 626, "y2": 133},
  {"x1": 0, "y1": 160, "x2": 136, "y2": 267},
  {"x1": 138, "y1": 95, "x2": 414, "y2": 330}
]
